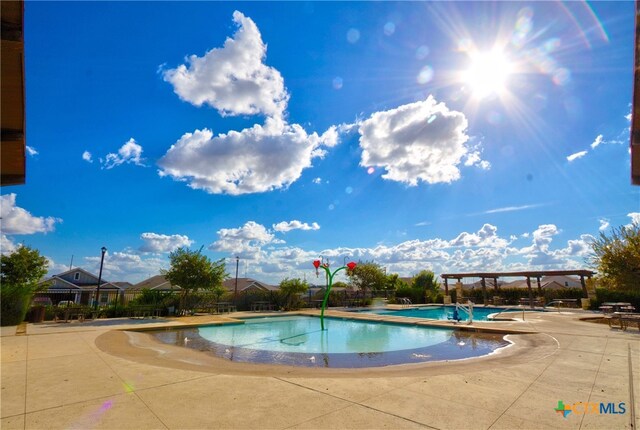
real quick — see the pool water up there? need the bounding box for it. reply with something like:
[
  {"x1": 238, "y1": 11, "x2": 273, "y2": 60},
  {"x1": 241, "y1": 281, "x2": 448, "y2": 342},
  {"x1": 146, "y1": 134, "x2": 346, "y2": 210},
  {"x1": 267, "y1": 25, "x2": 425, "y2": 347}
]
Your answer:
[
  {"x1": 363, "y1": 306, "x2": 525, "y2": 321},
  {"x1": 149, "y1": 316, "x2": 510, "y2": 368}
]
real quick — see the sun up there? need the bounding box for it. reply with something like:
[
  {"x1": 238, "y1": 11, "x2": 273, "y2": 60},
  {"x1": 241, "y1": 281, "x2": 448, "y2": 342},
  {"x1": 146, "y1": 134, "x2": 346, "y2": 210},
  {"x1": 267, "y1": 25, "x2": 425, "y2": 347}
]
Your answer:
[{"x1": 463, "y1": 50, "x2": 513, "y2": 99}]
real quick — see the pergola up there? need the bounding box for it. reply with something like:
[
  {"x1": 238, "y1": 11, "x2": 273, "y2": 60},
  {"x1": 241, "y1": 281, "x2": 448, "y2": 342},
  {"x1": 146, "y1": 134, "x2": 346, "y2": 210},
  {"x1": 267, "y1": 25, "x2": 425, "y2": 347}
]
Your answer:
[{"x1": 440, "y1": 270, "x2": 596, "y2": 307}]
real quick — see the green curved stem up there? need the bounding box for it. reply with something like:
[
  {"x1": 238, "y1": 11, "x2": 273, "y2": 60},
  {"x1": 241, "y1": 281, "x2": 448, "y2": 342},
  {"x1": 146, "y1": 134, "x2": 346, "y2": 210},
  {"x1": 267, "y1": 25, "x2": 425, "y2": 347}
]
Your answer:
[{"x1": 320, "y1": 265, "x2": 347, "y2": 330}]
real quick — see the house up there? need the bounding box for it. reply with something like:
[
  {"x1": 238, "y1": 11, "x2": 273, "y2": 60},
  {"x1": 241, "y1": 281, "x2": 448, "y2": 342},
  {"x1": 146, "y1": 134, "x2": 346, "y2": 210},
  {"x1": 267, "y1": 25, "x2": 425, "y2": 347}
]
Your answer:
[
  {"x1": 501, "y1": 275, "x2": 582, "y2": 290},
  {"x1": 38, "y1": 268, "x2": 124, "y2": 306},
  {"x1": 460, "y1": 279, "x2": 504, "y2": 290},
  {"x1": 222, "y1": 278, "x2": 279, "y2": 294},
  {"x1": 540, "y1": 275, "x2": 583, "y2": 288},
  {"x1": 128, "y1": 275, "x2": 181, "y2": 291}
]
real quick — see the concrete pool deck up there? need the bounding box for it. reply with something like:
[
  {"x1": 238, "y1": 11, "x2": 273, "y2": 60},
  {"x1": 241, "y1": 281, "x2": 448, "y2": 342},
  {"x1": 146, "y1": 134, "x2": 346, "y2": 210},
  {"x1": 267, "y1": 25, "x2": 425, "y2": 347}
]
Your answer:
[{"x1": 1, "y1": 310, "x2": 638, "y2": 429}]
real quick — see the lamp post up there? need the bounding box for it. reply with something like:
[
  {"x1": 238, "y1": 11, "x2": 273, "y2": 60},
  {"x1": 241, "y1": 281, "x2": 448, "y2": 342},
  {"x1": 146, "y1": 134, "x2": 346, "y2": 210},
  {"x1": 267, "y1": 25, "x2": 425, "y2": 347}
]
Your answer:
[
  {"x1": 95, "y1": 246, "x2": 106, "y2": 311},
  {"x1": 234, "y1": 256, "x2": 239, "y2": 302}
]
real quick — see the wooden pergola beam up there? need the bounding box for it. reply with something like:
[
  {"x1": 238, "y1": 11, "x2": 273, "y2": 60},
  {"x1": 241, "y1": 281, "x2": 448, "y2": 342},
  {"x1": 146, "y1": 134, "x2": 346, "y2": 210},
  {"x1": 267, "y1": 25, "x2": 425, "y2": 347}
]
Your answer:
[{"x1": 441, "y1": 270, "x2": 595, "y2": 279}]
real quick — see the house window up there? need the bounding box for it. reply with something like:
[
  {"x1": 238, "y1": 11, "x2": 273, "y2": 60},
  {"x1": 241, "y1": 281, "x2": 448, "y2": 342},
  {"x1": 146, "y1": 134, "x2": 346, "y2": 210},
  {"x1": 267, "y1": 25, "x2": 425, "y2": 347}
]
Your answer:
[
  {"x1": 100, "y1": 292, "x2": 109, "y2": 303},
  {"x1": 74, "y1": 272, "x2": 80, "y2": 281},
  {"x1": 565, "y1": 282, "x2": 568, "y2": 286}
]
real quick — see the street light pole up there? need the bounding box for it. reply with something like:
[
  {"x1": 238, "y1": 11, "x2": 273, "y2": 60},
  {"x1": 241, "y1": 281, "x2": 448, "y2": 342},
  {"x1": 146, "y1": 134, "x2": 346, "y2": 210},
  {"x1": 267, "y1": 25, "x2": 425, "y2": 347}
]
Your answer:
[
  {"x1": 95, "y1": 246, "x2": 106, "y2": 311},
  {"x1": 234, "y1": 256, "x2": 239, "y2": 302}
]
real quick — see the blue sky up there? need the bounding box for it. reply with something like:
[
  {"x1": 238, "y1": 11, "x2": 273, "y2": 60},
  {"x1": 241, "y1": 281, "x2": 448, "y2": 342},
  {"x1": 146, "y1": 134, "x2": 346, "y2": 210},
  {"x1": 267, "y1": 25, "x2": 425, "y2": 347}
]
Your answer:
[{"x1": 2, "y1": 1, "x2": 638, "y2": 284}]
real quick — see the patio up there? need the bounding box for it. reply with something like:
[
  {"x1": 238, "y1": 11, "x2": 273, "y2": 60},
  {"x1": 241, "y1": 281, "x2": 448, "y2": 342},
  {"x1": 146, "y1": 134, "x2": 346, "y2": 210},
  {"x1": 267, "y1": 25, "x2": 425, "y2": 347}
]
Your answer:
[{"x1": 1, "y1": 310, "x2": 638, "y2": 429}]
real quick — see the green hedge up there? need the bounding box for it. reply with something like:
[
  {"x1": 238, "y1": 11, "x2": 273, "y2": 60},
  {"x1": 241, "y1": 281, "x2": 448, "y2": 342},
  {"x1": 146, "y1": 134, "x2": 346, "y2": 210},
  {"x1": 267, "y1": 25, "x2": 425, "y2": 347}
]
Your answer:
[
  {"x1": 593, "y1": 288, "x2": 640, "y2": 310},
  {"x1": 395, "y1": 286, "x2": 426, "y2": 304},
  {"x1": 1, "y1": 285, "x2": 32, "y2": 326}
]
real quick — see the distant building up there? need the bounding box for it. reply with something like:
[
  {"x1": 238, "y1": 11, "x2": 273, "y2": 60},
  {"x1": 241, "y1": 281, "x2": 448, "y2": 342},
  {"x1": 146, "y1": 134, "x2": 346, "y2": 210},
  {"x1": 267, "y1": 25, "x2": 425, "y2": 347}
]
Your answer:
[
  {"x1": 39, "y1": 268, "x2": 124, "y2": 306},
  {"x1": 222, "y1": 278, "x2": 278, "y2": 293},
  {"x1": 501, "y1": 275, "x2": 583, "y2": 290},
  {"x1": 128, "y1": 275, "x2": 180, "y2": 291}
]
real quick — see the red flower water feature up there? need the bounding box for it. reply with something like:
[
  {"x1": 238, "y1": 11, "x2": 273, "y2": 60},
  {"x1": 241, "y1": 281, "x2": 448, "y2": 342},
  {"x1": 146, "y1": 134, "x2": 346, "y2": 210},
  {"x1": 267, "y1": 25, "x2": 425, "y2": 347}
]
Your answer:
[{"x1": 312, "y1": 259, "x2": 356, "y2": 330}]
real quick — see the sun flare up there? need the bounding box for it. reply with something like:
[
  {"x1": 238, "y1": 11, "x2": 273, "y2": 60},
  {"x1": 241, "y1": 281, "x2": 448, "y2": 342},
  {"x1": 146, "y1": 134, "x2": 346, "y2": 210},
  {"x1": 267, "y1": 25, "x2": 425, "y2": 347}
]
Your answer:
[{"x1": 463, "y1": 50, "x2": 513, "y2": 98}]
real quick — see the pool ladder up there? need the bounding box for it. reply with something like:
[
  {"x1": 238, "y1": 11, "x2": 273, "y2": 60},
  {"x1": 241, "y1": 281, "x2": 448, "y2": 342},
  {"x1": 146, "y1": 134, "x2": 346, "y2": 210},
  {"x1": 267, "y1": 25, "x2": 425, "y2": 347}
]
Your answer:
[{"x1": 455, "y1": 301, "x2": 474, "y2": 324}]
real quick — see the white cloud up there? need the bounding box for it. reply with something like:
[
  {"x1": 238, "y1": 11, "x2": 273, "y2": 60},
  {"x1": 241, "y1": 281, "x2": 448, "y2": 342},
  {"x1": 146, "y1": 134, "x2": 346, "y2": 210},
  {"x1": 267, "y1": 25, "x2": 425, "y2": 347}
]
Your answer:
[
  {"x1": 65, "y1": 220, "x2": 598, "y2": 285},
  {"x1": 628, "y1": 212, "x2": 640, "y2": 226},
  {"x1": 44, "y1": 256, "x2": 71, "y2": 276},
  {"x1": 102, "y1": 138, "x2": 145, "y2": 169},
  {"x1": 480, "y1": 203, "x2": 545, "y2": 215},
  {"x1": 598, "y1": 219, "x2": 610, "y2": 232},
  {"x1": 532, "y1": 224, "x2": 559, "y2": 249},
  {"x1": 26, "y1": 146, "x2": 38, "y2": 156},
  {"x1": 273, "y1": 220, "x2": 320, "y2": 233},
  {"x1": 358, "y1": 96, "x2": 484, "y2": 185},
  {"x1": 240, "y1": 222, "x2": 597, "y2": 283},
  {"x1": 449, "y1": 224, "x2": 510, "y2": 248},
  {"x1": 139, "y1": 232, "x2": 194, "y2": 253},
  {"x1": 158, "y1": 11, "x2": 346, "y2": 196},
  {"x1": 562, "y1": 234, "x2": 594, "y2": 257},
  {"x1": 566, "y1": 151, "x2": 588, "y2": 162},
  {"x1": 163, "y1": 11, "x2": 288, "y2": 120},
  {"x1": 209, "y1": 221, "x2": 277, "y2": 258},
  {"x1": 85, "y1": 251, "x2": 166, "y2": 281},
  {"x1": 82, "y1": 151, "x2": 93, "y2": 163},
  {"x1": 1, "y1": 235, "x2": 16, "y2": 254},
  {"x1": 590, "y1": 134, "x2": 604, "y2": 149},
  {"x1": 158, "y1": 119, "x2": 338, "y2": 195},
  {"x1": 312, "y1": 177, "x2": 322, "y2": 184},
  {"x1": 0, "y1": 194, "x2": 61, "y2": 235}
]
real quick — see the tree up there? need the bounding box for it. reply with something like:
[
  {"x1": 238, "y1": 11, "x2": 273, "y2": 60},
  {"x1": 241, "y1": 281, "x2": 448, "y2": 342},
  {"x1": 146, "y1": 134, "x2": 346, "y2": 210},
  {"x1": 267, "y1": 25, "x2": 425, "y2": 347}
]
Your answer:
[
  {"x1": 1, "y1": 245, "x2": 49, "y2": 326},
  {"x1": 348, "y1": 261, "x2": 387, "y2": 294},
  {"x1": 590, "y1": 222, "x2": 640, "y2": 292},
  {"x1": 211, "y1": 284, "x2": 228, "y2": 303},
  {"x1": 385, "y1": 273, "x2": 406, "y2": 291},
  {"x1": 161, "y1": 247, "x2": 227, "y2": 313},
  {"x1": 279, "y1": 277, "x2": 308, "y2": 310},
  {"x1": 412, "y1": 270, "x2": 440, "y2": 303}
]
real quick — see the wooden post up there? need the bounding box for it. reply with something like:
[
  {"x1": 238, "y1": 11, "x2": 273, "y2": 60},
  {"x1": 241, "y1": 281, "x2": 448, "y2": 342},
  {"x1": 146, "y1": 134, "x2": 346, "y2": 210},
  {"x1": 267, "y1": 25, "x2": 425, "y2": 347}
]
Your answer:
[
  {"x1": 536, "y1": 276, "x2": 542, "y2": 291},
  {"x1": 526, "y1": 277, "x2": 533, "y2": 308},
  {"x1": 444, "y1": 277, "x2": 449, "y2": 295},
  {"x1": 580, "y1": 275, "x2": 588, "y2": 297},
  {"x1": 481, "y1": 277, "x2": 487, "y2": 305},
  {"x1": 493, "y1": 277, "x2": 499, "y2": 292}
]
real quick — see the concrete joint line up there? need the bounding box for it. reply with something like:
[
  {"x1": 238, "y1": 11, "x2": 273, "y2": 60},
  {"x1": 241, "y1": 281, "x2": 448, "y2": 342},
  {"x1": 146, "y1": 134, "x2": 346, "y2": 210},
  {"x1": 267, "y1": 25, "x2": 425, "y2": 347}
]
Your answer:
[{"x1": 274, "y1": 377, "x2": 439, "y2": 430}]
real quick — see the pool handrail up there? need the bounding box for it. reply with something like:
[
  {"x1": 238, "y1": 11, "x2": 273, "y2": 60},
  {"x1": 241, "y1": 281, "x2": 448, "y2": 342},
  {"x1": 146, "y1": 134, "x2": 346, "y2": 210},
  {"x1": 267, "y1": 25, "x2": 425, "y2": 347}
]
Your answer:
[{"x1": 491, "y1": 305, "x2": 527, "y2": 320}]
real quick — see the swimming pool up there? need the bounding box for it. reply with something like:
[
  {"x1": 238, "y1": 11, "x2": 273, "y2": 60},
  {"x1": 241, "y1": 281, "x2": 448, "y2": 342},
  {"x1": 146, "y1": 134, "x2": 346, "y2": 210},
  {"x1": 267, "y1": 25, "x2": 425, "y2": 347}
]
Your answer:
[
  {"x1": 361, "y1": 306, "x2": 526, "y2": 321},
  {"x1": 149, "y1": 315, "x2": 510, "y2": 368}
]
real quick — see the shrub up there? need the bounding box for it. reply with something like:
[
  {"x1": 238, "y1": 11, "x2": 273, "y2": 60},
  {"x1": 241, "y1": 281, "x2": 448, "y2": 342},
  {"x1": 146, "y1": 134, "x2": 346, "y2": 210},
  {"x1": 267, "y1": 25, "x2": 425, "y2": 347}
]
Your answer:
[{"x1": 1, "y1": 285, "x2": 31, "y2": 326}]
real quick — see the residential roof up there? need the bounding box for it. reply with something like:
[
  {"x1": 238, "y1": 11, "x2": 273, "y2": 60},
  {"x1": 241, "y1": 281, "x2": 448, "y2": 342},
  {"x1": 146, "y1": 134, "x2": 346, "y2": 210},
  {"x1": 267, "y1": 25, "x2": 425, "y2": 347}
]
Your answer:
[
  {"x1": 128, "y1": 275, "x2": 180, "y2": 291},
  {"x1": 41, "y1": 267, "x2": 122, "y2": 290},
  {"x1": 222, "y1": 278, "x2": 278, "y2": 292}
]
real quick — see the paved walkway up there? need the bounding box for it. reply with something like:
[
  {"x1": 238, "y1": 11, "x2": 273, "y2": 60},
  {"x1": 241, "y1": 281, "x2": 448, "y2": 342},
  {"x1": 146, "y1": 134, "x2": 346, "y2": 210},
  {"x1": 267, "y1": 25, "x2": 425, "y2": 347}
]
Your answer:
[{"x1": 1, "y1": 311, "x2": 638, "y2": 429}]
